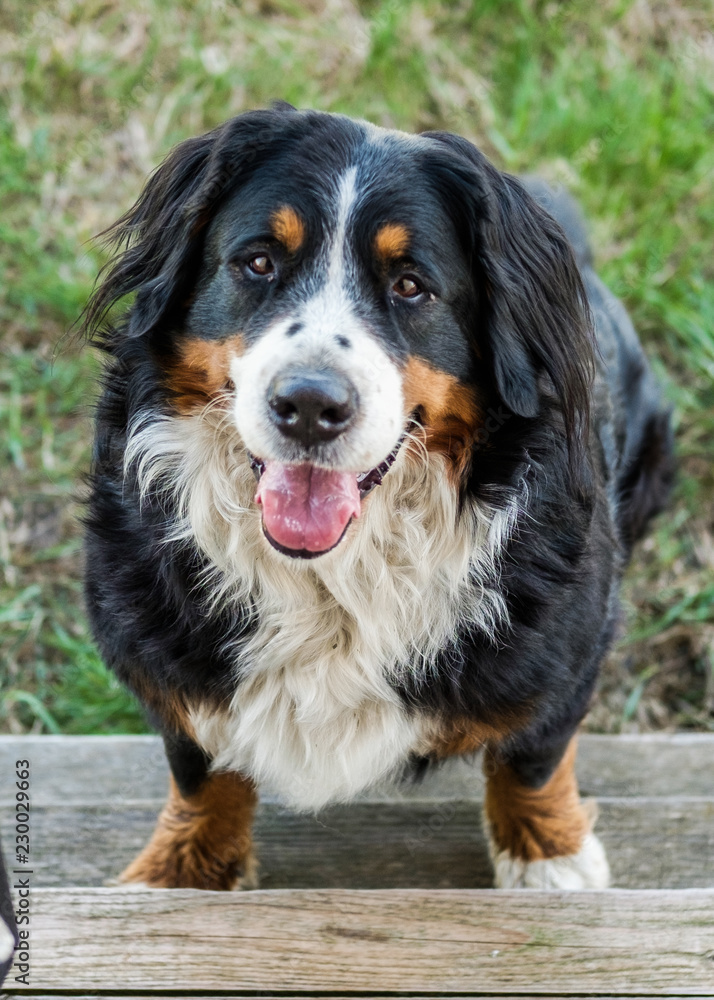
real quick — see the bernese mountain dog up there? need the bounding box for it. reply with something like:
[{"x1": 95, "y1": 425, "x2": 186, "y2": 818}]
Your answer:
[{"x1": 82, "y1": 105, "x2": 673, "y2": 891}]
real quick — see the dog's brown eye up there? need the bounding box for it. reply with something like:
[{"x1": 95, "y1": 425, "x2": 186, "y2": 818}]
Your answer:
[
  {"x1": 393, "y1": 275, "x2": 422, "y2": 299},
  {"x1": 248, "y1": 254, "x2": 274, "y2": 276}
]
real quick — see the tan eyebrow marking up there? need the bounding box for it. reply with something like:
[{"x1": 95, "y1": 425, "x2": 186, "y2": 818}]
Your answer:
[
  {"x1": 374, "y1": 222, "x2": 410, "y2": 261},
  {"x1": 271, "y1": 205, "x2": 305, "y2": 254}
]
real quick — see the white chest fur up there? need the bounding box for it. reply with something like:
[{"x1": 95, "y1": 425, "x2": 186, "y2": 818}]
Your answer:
[{"x1": 127, "y1": 409, "x2": 517, "y2": 810}]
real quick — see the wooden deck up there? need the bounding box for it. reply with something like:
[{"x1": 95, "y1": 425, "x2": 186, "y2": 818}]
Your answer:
[{"x1": 0, "y1": 733, "x2": 712, "y2": 997}]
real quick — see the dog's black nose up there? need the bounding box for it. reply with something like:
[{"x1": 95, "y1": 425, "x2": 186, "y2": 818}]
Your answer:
[{"x1": 268, "y1": 369, "x2": 358, "y2": 445}]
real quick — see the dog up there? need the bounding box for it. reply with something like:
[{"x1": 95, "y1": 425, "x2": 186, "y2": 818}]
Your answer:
[{"x1": 81, "y1": 105, "x2": 673, "y2": 891}]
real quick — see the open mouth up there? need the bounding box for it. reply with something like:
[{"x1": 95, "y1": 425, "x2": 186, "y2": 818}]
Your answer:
[{"x1": 249, "y1": 424, "x2": 412, "y2": 560}]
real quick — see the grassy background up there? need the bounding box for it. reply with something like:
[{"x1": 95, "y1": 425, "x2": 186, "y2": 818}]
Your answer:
[{"x1": 1, "y1": 0, "x2": 713, "y2": 735}]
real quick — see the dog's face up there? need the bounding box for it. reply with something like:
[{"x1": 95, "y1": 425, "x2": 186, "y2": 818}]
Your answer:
[
  {"x1": 178, "y1": 126, "x2": 481, "y2": 557},
  {"x1": 88, "y1": 107, "x2": 592, "y2": 560}
]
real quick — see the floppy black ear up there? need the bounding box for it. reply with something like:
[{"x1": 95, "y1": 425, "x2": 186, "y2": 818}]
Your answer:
[
  {"x1": 81, "y1": 107, "x2": 298, "y2": 344},
  {"x1": 422, "y1": 132, "x2": 595, "y2": 445}
]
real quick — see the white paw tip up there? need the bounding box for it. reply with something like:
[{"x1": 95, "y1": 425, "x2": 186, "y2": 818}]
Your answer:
[
  {"x1": 493, "y1": 832, "x2": 611, "y2": 889},
  {"x1": 234, "y1": 852, "x2": 260, "y2": 891}
]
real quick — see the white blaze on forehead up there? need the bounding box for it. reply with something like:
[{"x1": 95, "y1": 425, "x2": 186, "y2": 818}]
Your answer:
[
  {"x1": 230, "y1": 165, "x2": 405, "y2": 473},
  {"x1": 327, "y1": 165, "x2": 358, "y2": 283},
  {"x1": 297, "y1": 168, "x2": 361, "y2": 350}
]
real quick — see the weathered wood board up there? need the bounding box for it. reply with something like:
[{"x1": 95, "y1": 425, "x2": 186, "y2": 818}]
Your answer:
[
  {"x1": 1, "y1": 735, "x2": 712, "y2": 997},
  {"x1": 1, "y1": 734, "x2": 712, "y2": 891},
  {"x1": 0, "y1": 797, "x2": 711, "y2": 890},
  {"x1": 1, "y1": 733, "x2": 713, "y2": 803},
  {"x1": 5, "y1": 887, "x2": 714, "y2": 994}
]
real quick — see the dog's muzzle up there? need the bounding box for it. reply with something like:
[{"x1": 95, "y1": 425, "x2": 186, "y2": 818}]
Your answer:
[{"x1": 249, "y1": 422, "x2": 413, "y2": 560}]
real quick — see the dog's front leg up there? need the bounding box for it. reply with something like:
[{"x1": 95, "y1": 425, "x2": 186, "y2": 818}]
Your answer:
[
  {"x1": 483, "y1": 734, "x2": 609, "y2": 889},
  {"x1": 119, "y1": 729, "x2": 258, "y2": 890}
]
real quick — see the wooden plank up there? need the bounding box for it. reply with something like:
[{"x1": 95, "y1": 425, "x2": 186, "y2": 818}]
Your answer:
[
  {"x1": 1, "y1": 733, "x2": 713, "y2": 805},
  {"x1": 1, "y1": 797, "x2": 711, "y2": 891},
  {"x1": 573, "y1": 734, "x2": 714, "y2": 798},
  {"x1": 6, "y1": 887, "x2": 714, "y2": 994}
]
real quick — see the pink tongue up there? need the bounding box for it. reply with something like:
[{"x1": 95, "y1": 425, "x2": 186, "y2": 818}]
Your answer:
[{"x1": 255, "y1": 462, "x2": 361, "y2": 553}]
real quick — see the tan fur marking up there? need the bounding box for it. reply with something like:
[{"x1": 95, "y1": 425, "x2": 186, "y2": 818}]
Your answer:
[
  {"x1": 427, "y1": 710, "x2": 530, "y2": 758},
  {"x1": 403, "y1": 356, "x2": 480, "y2": 481},
  {"x1": 119, "y1": 770, "x2": 257, "y2": 890},
  {"x1": 127, "y1": 676, "x2": 195, "y2": 739},
  {"x1": 484, "y1": 737, "x2": 593, "y2": 862},
  {"x1": 374, "y1": 222, "x2": 410, "y2": 261},
  {"x1": 271, "y1": 205, "x2": 305, "y2": 254},
  {"x1": 165, "y1": 335, "x2": 244, "y2": 414}
]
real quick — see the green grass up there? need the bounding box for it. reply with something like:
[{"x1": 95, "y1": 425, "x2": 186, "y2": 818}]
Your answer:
[{"x1": 1, "y1": 0, "x2": 713, "y2": 734}]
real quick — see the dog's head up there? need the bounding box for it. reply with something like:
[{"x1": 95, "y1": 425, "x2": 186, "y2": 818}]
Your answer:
[{"x1": 85, "y1": 106, "x2": 593, "y2": 560}]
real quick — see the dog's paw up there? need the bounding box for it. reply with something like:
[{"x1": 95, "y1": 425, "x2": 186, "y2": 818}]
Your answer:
[
  {"x1": 118, "y1": 842, "x2": 258, "y2": 891},
  {"x1": 232, "y1": 849, "x2": 260, "y2": 891},
  {"x1": 492, "y1": 831, "x2": 610, "y2": 889}
]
